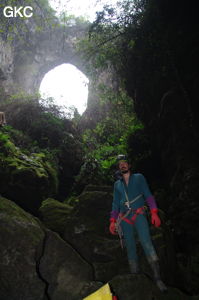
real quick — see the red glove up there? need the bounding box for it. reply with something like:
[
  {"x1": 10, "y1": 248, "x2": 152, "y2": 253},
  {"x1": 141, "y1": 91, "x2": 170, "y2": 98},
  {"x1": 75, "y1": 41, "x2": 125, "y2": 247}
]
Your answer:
[
  {"x1": 151, "y1": 208, "x2": 161, "y2": 227},
  {"x1": 109, "y1": 218, "x2": 117, "y2": 235}
]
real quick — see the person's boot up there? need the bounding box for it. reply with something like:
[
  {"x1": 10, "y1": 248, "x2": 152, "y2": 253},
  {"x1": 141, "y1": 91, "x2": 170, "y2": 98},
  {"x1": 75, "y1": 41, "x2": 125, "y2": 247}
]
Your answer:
[
  {"x1": 149, "y1": 260, "x2": 167, "y2": 292},
  {"x1": 128, "y1": 259, "x2": 140, "y2": 274}
]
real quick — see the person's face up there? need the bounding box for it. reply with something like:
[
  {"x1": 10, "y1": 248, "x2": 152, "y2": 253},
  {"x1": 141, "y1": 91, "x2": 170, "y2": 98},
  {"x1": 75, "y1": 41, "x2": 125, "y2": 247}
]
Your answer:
[{"x1": 118, "y1": 161, "x2": 130, "y2": 173}]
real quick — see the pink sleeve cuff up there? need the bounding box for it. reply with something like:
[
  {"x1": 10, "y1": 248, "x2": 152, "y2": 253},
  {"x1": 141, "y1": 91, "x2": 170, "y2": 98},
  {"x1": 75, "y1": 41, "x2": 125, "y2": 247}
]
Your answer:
[
  {"x1": 146, "y1": 195, "x2": 157, "y2": 209},
  {"x1": 110, "y1": 210, "x2": 119, "y2": 219}
]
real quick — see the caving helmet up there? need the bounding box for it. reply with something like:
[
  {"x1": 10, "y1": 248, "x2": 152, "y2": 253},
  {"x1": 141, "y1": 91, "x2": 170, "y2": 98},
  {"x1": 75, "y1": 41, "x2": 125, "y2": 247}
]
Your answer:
[
  {"x1": 116, "y1": 154, "x2": 130, "y2": 175},
  {"x1": 117, "y1": 154, "x2": 128, "y2": 163}
]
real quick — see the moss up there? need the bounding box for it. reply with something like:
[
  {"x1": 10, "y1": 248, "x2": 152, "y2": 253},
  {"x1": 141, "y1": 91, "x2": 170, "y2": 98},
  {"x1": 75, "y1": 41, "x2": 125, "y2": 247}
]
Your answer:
[
  {"x1": 64, "y1": 195, "x2": 79, "y2": 206},
  {"x1": 39, "y1": 198, "x2": 73, "y2": 234},
  {"x1": 0, "y1": 132, "x2": 16, "y2": 154},
  {"x1": 0, "y1": 128, "x2": 57, "y2": 175},
  {"x1": 0, "y1": 128, "x2": 58, "y2": 213},
  {"x1": 0, "y1": 196, "x2": 44, "y2": 244},
  {"x1": 43, "y1": 160, "x2": 58, "y2": 191}
]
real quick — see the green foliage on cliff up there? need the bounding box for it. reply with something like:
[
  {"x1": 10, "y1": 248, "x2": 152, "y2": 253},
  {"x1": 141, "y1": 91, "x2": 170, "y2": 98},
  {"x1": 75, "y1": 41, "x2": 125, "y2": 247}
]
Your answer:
[
  {"x1": 0, "y1": 0, "x2": 57, "y2": 42},
  {"x1": 0, "y1": 126, "x2": 58, "y2": 213},
  {"x1": 77, "y1": 87, "x2": 143, "y2": 185},
  {"x1": 0, "y1": 0, "x2": 89, "y2": 47},
  {"x1": 77, "y1": 0, "x2": 146, "y2": 75},
  {"x1": 0, "y1": 127, "x2": 58, "y2": 184},
  {"x1": 0, "y1": 95, "x2": 83, "y2": 204},
  {"x1": 73, "y1": 0, "x2": 147, "y2": 186}
]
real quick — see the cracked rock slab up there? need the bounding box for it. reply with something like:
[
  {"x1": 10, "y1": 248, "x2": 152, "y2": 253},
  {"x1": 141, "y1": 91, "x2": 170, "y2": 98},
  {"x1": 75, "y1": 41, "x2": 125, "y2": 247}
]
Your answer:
[{"x1": 0, "y1": 196, "x2": 93, "y2": 300}]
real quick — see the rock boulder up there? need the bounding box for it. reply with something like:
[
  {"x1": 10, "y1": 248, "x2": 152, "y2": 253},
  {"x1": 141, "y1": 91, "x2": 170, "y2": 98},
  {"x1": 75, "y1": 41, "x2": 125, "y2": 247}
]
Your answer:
[{"x1": 0, "y1": 196, "x2": 94, "y2": 300}]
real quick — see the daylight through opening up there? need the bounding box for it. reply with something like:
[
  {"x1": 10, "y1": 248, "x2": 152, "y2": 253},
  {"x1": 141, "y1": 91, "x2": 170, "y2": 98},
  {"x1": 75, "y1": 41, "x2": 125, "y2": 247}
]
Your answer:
[{"x1": 39, "y1": 63, "x2": 89, "y2": 116}]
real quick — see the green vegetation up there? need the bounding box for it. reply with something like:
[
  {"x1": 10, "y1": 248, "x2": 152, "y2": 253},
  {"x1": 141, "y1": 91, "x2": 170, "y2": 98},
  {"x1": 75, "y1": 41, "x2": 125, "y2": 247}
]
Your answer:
[
  {"x1": 0, "y1": 0, "x2": 89, "y2": 45},
  {"x1": 72, "y1": 0, "x2": 148, "y2": 186},
  {"x1": 0, "y1": 125, "x2": 58, "y2": 212},
  {"x1": 0, "y1": 0, "x2": 56, "y2": 38},
  {"x1": 77, "y1": 0, "x2": 146, "y2": 76},
  {"x1": 80, "y1": 86, "x2": 143, "y2": 184},
  {"x1": 0, "y1": 95, "x2": 83, "y2": 209}
]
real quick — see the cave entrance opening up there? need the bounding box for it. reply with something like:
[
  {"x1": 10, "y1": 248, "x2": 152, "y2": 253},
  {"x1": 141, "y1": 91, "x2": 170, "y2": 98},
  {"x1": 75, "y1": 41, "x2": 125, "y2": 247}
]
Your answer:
[{"x1": 39, "y1": 63, "x2": 89, "y2": 117}]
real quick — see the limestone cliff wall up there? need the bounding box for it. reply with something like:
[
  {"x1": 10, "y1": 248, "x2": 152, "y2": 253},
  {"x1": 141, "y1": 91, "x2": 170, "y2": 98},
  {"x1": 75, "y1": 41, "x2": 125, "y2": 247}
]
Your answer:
[
  {"x1": 0, "y1": 2, "x2": 89, "y2": 96},
  {"x1": 0, "y1": 37, "x2": 15, "y2": 94}
]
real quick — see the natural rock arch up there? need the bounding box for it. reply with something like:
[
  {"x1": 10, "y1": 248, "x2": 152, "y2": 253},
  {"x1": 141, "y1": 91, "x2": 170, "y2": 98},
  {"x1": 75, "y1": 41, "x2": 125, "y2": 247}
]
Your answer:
[
  {"x1": 0, "y1": 14, "x2": 115, "y2": 115},
  {"x1": 12, "y1": 24, "x2": 89, "y2": 95}
]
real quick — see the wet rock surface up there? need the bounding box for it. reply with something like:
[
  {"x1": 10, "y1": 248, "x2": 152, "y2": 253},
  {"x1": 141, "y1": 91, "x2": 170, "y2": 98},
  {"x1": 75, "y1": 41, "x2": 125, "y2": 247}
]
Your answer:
[
  {"x1": 0, "y1": 196, "x2": 93, "y2": 300},
  {"x1": 0, "y1": 197, "x2": 46, "y2": 300},
  {"x1": 110, "y1": 274, "x2": 192, "y2": 300}
]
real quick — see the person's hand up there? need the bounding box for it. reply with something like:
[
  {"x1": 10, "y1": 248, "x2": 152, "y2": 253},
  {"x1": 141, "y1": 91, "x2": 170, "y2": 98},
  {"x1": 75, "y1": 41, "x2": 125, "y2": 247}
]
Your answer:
[
  {"x1": 109, "y1": 219, "x2": 117, "y2": 235},
  {"x1": 151, "y1": 208, "x2": 161, "y2": 227}
]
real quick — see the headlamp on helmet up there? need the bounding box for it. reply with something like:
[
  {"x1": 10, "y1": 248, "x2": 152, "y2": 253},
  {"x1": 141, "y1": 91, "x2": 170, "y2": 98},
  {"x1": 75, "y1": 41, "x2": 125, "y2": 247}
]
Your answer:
[{"x1": 117, "y1": 154, "x2": 128, "y2": 163}]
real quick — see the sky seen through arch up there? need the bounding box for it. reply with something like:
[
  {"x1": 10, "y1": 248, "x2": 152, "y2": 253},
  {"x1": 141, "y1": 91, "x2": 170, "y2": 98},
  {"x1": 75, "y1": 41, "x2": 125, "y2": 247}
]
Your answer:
[{"x1": 40, "y1": 0, "x2": 118, "y2": 116}]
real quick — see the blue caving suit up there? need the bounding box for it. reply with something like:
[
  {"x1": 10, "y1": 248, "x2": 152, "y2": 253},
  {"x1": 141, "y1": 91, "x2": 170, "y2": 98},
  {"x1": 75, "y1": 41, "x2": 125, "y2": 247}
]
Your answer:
[{"x1": 111, "y1": 173, "x2": 158, "y2": 264}]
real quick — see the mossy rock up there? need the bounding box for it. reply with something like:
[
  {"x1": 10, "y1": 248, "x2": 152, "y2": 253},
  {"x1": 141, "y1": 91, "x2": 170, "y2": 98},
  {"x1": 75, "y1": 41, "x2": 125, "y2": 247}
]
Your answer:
[
  {"x1": 0, "y1": 196, "x2": 94, "y2": 300},
  {"x1": 0, "y1": 196, "x2": 46, "y2": 300},
  {"x1": 0, "y1": 131, "x2": 58, "y2": 214},
  {"x1": 39, "y1": 198, "x2": 73, "y2": 235},
  {"x1": 69, "y1": 190, "x2": 113, "y2": 236},
  {"x1": 39, "y1": 189, "x2": 113, "y2": 238}
]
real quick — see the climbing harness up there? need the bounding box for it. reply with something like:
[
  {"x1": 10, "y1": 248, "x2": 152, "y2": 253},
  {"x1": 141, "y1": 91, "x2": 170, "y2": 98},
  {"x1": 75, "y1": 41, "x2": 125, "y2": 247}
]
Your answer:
[
  {"x1": 120, "y1": 182, "x2": 145, "y2": 224},
  {"x1": 124, "y1": 191, "x2": 143, "y2": 209},
  {"x1": 119, "y1": 206, "x2": 146, "y2": 225},
  {"x1": 116, "y1": 205, "x2": 147, "y2": 249},
  {"x1": 115, "y1": 182, "x2": 147, "y2": 248}
]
